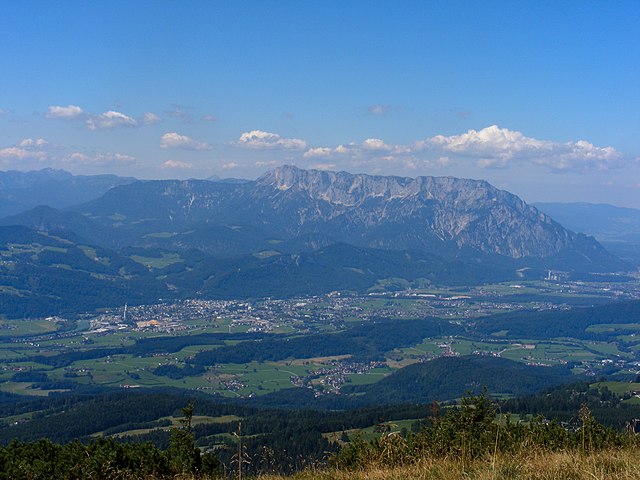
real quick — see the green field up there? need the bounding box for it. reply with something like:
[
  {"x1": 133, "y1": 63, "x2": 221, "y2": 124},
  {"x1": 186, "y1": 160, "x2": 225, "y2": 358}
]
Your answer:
[
  {"x1": 129, "y1": 252, "x2": 183, "y2": 268},
  {"x1": 590, "y1": 381, "x2": 640, "y2": 395},
  {"x1": 0, "y1": 318, "x2": 61, "y2": 336},
  {"x1": 0, "y1": 279, "x2": 639, "y2": 398}
]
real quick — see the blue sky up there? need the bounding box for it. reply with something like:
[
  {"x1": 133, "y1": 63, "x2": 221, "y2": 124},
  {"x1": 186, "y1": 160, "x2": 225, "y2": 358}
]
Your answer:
[{"x1": 1, "y1": 1, "x2": 639, "y2": 207}]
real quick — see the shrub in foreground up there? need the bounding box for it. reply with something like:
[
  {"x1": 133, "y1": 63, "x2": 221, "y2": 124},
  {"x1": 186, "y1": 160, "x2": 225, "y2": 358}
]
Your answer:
[{"x1": 332, "y1": 391, "x2": 638, "y2": 470}]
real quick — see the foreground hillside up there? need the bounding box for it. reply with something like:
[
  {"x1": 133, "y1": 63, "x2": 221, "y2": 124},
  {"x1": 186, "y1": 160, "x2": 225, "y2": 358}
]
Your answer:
[
  {"x1": 4, "y1": 442, "x2": 638, "y2": 480},
  {"x1": 2, "y1": 390, "x2": 639, "y2": 479},
  {"x1": 261, "y1": 450, "x2": 640, "y2": 480}
]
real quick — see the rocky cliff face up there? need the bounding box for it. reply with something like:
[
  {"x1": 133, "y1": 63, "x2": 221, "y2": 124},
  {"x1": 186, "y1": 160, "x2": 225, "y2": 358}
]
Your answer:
[{"x1": 254, "y1": 165, "x2": 583, "y2": 258}]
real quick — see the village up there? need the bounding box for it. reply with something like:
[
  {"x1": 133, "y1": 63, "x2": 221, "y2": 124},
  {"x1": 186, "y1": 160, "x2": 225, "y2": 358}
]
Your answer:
[{"x1": 2, "y1": 277, "x2": 640, "y2": 399}]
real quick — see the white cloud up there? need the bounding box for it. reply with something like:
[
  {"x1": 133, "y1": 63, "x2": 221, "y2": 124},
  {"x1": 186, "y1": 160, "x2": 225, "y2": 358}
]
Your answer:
[
  {"x1": 143, "y1": 112, "x2": 161, "y2": 124},
  {"x1": 302, "y1": 139, "x2": 410, "y2": 162},
  {"x1": 0, "y1": 146, "x2": 47, "y2": 161},
  {"x1": 237, "y1": 130, "x2": 306, "y2": 150},
  {"x1": 45, "y1": 105, "x2": 164, "y2": 130},
  {"x1": 161, "y1": 159, "x2": 193, "y2": 169},
  {"x1": 362, "y1": 138, "x2": 392, "y2": 151},
  {"x1": 46, "y1": 105, "x2": 84, "y2": 119},
  {"x1": 46, "y1": 106, "x2": 162, "y2": 129},
  {"x1": 86, "y1": 111, "x2": 138, "y2": 130},
  {"x1": 160, "y1": 132, "x2": 212, "y2": 150},
  {"x1": 529, "y1": 140, "x2": 622, "y2": 171},
  {"x1": 301, "y1": 140, "x2": 405, "y2": 165},
  {"x1": 335, "y1": 145, "x2": 348, "y2": 154},
  {"x1": 201, "y1": 114, "x2": 217, "y2": 122},
  {"x1": 303, "y1": 147, "x2": 333, "y2": 159},
  {"x1": 222, "y1": 162, "x2": 239, "y2": 170},
  {"x1": 63, "y1": 152, "x2": 136, "y2": 166},
  {"x1": 475, "y1": 158, "x2": 506, "y2": 169},
  {"x1": 427, "y1": 125, "x2": 550, "y2": 162}
]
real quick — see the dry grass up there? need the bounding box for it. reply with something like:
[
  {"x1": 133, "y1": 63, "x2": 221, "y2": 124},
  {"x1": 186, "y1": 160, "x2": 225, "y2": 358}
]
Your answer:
[{"x1": 258, "y1": 448, "x2": 640, "y2": 480}]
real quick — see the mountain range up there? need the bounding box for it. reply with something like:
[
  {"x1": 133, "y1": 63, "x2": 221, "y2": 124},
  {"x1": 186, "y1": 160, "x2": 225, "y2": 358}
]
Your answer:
[
  {"x1": 6, "y1": 165, "x2": 623, "y2": 262},
  {"x1": 0, "y1": 168, "x2": 136, "y2": 218},
  {"x1": 0, "y1": 165, "x2": 632, "y2": 317}
]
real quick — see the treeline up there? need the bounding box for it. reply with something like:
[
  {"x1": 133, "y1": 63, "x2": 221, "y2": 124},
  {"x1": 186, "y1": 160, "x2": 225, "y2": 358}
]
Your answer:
[
  {"x1": 0, "y1": 392, "x2": 189, "y2": 444},
  {"x1": 0, "y1": 260, "x2": 170, "y2": 319},
  {"x1": 503, "y1": 381, "x2": 640, "y2": 430},
  {"x1": 26, "y1": 331, "x2": 266, "y2": 369},
  {"x1": 472, "y1": 299, "x2": 640, "y2": 341},
  {"x1": 0, "y1": 404, "x2": 220, "y2": 479},
  {"x1": 192, "y1": 318, "x2": 456, "y2": 365},
  {"x1": 0, "y1": 388, "x2": 428, "y2": 450},
  {"x1": 158, "y1": 241, "x2": 526, "y2": 301},
  {"x1": 0, "y1": 438, "x2": 193, "y2": 480},
  {"x1": 343, "y1": 355, "x2": 573, "y2": 404}
]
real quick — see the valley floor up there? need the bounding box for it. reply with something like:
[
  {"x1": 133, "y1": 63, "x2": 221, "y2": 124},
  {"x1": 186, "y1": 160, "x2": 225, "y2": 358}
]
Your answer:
[{"x1": 259, "y1": 448, "x2": 640, "y2": 480}]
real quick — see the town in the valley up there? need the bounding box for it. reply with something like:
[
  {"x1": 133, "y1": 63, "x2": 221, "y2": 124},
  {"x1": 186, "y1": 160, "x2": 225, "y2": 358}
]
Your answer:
[{"x1": 2, "y1": 275, "x2": 640, "y2": 399}]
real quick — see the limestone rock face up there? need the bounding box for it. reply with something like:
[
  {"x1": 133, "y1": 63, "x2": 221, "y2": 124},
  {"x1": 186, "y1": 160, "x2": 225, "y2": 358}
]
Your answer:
[{"x1": 253, "y1": 165, "x2": 584, "y2": 259}]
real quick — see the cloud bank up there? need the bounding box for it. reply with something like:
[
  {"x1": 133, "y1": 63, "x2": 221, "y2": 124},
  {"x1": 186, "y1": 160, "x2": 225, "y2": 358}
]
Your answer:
[
  {"x1": 45, "y1": 105, "x2": 162, "y2": 130},
  {"x1": 0, "y1": 138, "x2": 49, "y2": 163},
  {"x1": 0, "y1": 138, "x2": 135, "y2": 170},
  {"x1": 295, "y1": 125, "x2": 625, "y2": 173},
  {"x1": 424, "y1": 125, "x2": 622, "y2": 171}
]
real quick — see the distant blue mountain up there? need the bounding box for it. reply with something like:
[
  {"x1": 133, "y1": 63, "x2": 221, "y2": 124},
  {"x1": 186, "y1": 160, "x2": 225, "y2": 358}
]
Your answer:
[
  {"x1": 534, "y1": 202, "x2": 640, "y2": 240},
  {"x1": 534, "y1": 202, "x2": 640, "y2": 265},
  {"x1": 0, "y1": 168, "x2": 136, "y2": 217}
]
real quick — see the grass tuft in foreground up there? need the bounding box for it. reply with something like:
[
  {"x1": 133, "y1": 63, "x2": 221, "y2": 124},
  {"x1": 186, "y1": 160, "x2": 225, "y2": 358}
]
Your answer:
[{"x1": 260, "y1": 448, "x2": 640, "y2": 480}]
